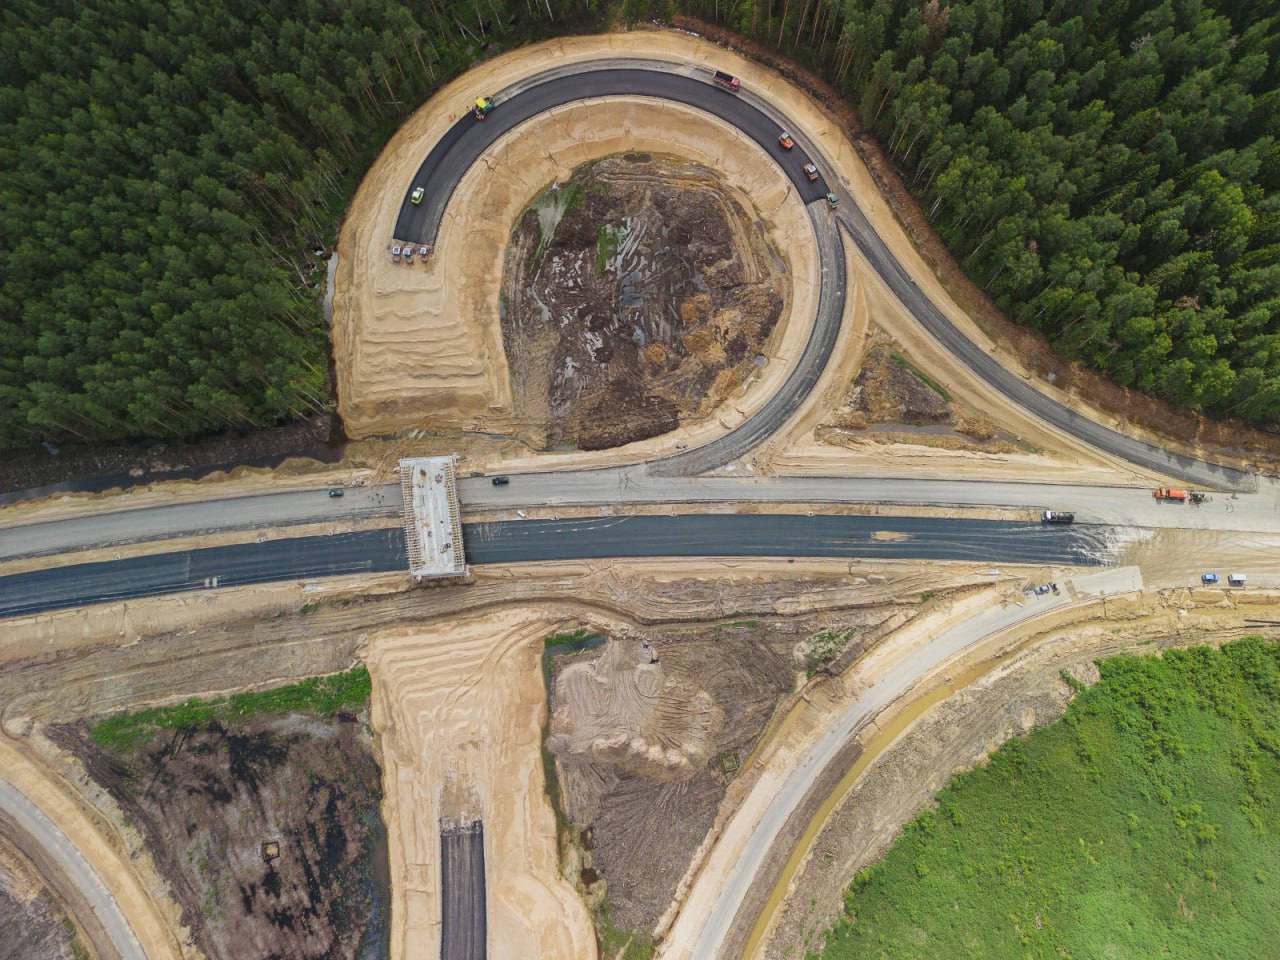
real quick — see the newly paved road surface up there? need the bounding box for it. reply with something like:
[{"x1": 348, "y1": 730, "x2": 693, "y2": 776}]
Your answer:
[
  {"x1": 0, "y1": 515, "x2": 1103, "y2": 619},
  {"x1": 7, "y1": 472, "x2": 1274, "y2": 563},
  {"x1": 395, "y1": 63, "x2": 832, "y2": 244},
  {"x1": 440, "y1": 821, "x2": 486, "y2": 960},
  {"x1": 0, "y1": 780, "x2": 146, "y2": 960}
]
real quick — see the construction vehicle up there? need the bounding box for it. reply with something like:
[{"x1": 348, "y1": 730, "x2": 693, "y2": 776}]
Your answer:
[
  {"x1": 1041, "y1": 511, "x2": 1075, "y2": 524},
  {"x1": 403, "y1": 245, "x2": 414, "y2": 264},
  {"x1": 411, "y1": 186, "x2": 425, "y2": 205},
  {"x1": 803, "y1": 163, "x2": 819, "y2": 181},
  {"x1": 712, "y1": 69, "x2": 740, "y2": 92},
  {"x1": 826, "y1": 193, "x2": 839, "y2": 208},
  {"x1": 1153, "y1": 487, "x2": 1189, "y2": 502},
  {"x1": 1202, "y1": 572, "x2": 1220, "y2": 585},
  {"x1": 778, "y1": 131, "x2": 794, "y2": 150},
  {"x1": 1229, "y1": 573, "x2": 1247, "y2": 586},
  {"x1": 1190, "y1": 491, "x2": 1208, "y2": 504},
  {"x1": 391, "y1": 244, "x2": 402, "y2": 263},
  {"x1": 474, "y1": 96, "x2": 495, "y2": 120}
]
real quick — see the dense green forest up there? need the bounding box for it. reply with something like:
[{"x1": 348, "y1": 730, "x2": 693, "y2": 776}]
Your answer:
[
  {"x1": 691, "y1": 0, "x2": 1280, "y2": 421},
  {"x1": 815, "y1": 638, "x2": 1280, "y2": 959},
  {"x1": 4, "y1": 0, "x2": 1279, "y2": 452},
  {"x1": 0, "y1": 0, "x2": 579, "y2": 451}
]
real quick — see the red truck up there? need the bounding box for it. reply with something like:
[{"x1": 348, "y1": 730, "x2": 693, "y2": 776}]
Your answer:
[
  {"x1": 712, "y1": 69, "x2": 740, "y2": 92},
  {"x1": 1153, "y1": 487, "x2": 1189, "y2": 502}
]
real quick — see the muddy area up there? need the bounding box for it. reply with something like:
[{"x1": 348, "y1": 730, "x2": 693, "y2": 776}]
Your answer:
[
  {"x1": 51, "y1": 711, "x2": 387, "y2": 960},
  {"x1": 545, "y1": 610, "x2": 902, "y2": 934},
  {"x1": 501, "y1": 156, "x2": 785, "y2": 451},
  {"x1": 819, "y1": 343, "x2": 1019, "y2": 453},
  {"x1": 0, "y1": 413, "x2": 339, "y2": 504},
  {"x1": 0, "y1": 838, "x2": 80, "y2": 960}
]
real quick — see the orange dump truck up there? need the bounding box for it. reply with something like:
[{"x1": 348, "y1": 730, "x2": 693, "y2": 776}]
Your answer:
[{"x1": 1153, "y1": 487, "x2": 1189, "y2": 501}]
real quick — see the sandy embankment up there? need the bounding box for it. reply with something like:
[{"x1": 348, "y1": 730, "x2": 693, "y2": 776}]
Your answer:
[{"x1": 364, "y1": 610, "x2": 595, "y2": 960}]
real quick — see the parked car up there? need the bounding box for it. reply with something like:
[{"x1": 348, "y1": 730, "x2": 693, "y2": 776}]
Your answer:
[
  {"x1": 411, "y1": 186, "x2": 425, "y2": 205},
  {"x1": 328, "y1": 488, "x2": 344, "y2": 498},
  {"x1": 1201, "y1": 572, "x2": 1220, "y2": 584},
  {"x1": 778, "y1": 131, "x2": 795, "y2": 150},
  {"x1": 491, "y1": 476, "x2": 510, "y2": 486}
]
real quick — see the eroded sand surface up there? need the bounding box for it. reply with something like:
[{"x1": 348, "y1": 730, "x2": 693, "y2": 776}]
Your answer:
[{"x1": 365, "y1": 610, "x2": 595, "y2": 960}]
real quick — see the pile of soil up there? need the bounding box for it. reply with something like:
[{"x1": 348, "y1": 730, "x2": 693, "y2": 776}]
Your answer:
[
  {"x1": 843, "y1": 349, "x2": 951, "y2": 426},
  {"x1": 51, "y1": 713, "x2": 387, "y2": 960},
  {"x1": 546, "y1": 611, "x2": 897, "y2": 933},
  {"x1": 501, "y1": 156, "x2": 784, "y2": 451}
]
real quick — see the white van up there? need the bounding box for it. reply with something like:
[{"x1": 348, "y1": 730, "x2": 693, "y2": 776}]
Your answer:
[{"x1": 1228, "y1": 573, "x2": 1247, "y2": 587}]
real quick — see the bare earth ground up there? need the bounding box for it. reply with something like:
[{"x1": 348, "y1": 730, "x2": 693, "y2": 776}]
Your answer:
[
  {"x1": 364, "y1": 611, "x2": 595, "y2": 960},
  {"x1": 546, "y1": 610, "x2": 898, "y2": 933},
  {"x1": 502, "y1": 155, "x2": 784, "y2": 451},
  {"x1": 0, "y1": 835, "x2": 81, "y2": 960},
  {"x1": 49, "y1": 712, "x2": 386, "y2": 960}
]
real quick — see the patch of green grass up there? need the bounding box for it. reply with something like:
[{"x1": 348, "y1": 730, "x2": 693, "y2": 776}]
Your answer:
[
  {"x1": 545, "y1": 627, "x2": 591, "y2": 649},
  {"x1": 598, "y1": 906, "x2": 656, "y2": 960},
  {"x1": 889, "y1": 351, "x2": 952, "y2": 403},
  {"x1": 727, "y1": 619, "x2": 762, "y2": 629},
  {"x1": 814, "y1": 638, "x2": 1280, "y2": 960},
  {"x1": 596, "y1": 222, "x2": 625, "y2": 274},
  {"x1": 89, "y1": 667, "x2": 371, "y2": 754},
  {"x1": 806, "y1": 628, "x2": 855, "y2": 676}
]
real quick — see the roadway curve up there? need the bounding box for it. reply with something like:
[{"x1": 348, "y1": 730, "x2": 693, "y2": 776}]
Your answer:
[
  {"x1": 0, "y1": 515, "x2": 1105, "y2": 619},
  {"x1": 396, "y1": 58, "x2": 1250, "y2": 488}
]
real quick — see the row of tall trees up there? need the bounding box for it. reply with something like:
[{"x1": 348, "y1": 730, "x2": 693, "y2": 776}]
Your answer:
[
  {"x1": 687, "y1": 0, "x2": 1280, "y2": 421},
  {"x1": 0, "y1": 0, "x2": 581, "y2": 450}
]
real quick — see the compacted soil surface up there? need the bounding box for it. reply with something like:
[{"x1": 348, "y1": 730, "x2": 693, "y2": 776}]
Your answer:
[
  {"x1": 502, "y1": 155, "x2": 785, "y2": 451},
  {"x1": 52, "y1": 711, "x2": 387, "y2": 960}
]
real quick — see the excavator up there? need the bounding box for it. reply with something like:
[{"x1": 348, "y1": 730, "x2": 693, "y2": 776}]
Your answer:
[{"x1": 474, "y1": 96, "x2": 495, "y2": 120}]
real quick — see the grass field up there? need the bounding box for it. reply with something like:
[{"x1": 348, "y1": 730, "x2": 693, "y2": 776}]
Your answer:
[
  {"x1": 89, "y1": 667, "x2": 371, "y2": 754},
  {"x1": 815, "y1": 639, "x2": 1280, "y2": 960}
]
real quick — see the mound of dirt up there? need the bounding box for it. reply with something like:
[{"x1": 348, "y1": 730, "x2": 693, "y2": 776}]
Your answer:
[
  {"x1": 501, "y1": 156, "x2": 785, "y2": 451},
  {"x1": 50, "y1": 713, "x2": 386, "y2": 960},
  {"x1": 844, "y1": 348, "x2": 951, "y2": 425}
]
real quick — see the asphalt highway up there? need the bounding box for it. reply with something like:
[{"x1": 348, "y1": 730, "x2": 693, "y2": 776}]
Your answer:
[
  {"x1": 395, "y1": 63, "x2": 833, "y2": 245},
  {"x1": 0, "y1": 515, "x2": 1102, "y2": 619}
]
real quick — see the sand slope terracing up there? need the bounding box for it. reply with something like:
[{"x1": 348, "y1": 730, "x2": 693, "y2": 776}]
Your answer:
[{"x1": 365, "y1": 610, "x2": 594, "y2": 960}]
